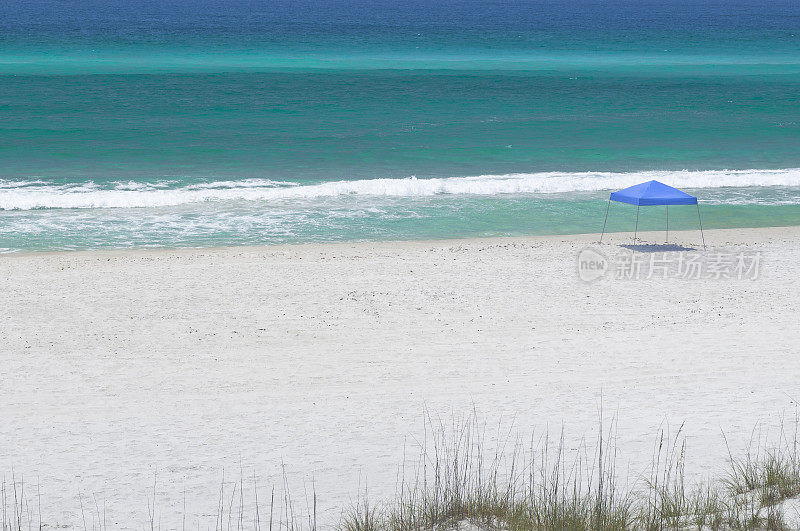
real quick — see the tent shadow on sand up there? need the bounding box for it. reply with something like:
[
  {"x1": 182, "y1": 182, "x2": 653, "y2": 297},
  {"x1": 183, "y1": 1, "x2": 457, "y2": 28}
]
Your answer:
[{"x1": 619, "y1": 243, "x2": 697, "y2": 253}]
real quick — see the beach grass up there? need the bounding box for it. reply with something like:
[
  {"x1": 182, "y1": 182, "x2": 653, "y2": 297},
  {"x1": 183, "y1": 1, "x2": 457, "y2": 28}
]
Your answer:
[
  {"x1": 3, "y1": 414, "x2": 800, "y2": 530},
  {"x1": 340, "y1": 413, "x2": 800, "y2": 531}
]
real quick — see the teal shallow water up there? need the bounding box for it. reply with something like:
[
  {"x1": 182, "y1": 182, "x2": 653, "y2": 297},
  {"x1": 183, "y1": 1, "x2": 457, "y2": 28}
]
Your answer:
[
  {"x1": 4, "y1": 70, "x2": 800, "y2": 179},
  {"x1": 5, "y1": 192, "x2": 800, "y2": 253},
  {"x1": 2, "y1": 0, "x2": 800, "y2": 252}
]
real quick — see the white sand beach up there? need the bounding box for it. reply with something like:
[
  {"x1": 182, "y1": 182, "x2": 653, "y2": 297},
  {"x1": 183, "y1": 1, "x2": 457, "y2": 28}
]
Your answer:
[{"x1": 2, "y1": 226, "x2": 800, "y2": 528}]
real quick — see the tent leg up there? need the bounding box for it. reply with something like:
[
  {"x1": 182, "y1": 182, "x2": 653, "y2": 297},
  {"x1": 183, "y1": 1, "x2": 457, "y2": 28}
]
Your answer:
[
  {"x1": 666, "y1": 205, "x2": 669, "y2": 243},
  {"x1": 633, "y1": 205, "x2": 640, "y2": 244},
  {"x1": 599, "y1": 199, "x2": 610, "y2": 243},
  {"x1": 697, "y1": 203, "x2": 706, "y2": 251}
]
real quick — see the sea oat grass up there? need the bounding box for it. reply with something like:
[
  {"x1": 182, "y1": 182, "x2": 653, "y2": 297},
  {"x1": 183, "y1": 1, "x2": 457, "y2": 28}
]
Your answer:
[
  {"x1": 340, "y1": 416, "x2": 800, "y2": 531},
  {"x1": 5, "y1": 416, "x2": 800, "y2": 530}
]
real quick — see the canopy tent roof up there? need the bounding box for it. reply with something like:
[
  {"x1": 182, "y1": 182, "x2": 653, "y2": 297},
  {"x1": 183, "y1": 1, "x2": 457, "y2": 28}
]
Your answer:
[{"x1": 609, "y1": 180, "x2": 698, "y2": 206}]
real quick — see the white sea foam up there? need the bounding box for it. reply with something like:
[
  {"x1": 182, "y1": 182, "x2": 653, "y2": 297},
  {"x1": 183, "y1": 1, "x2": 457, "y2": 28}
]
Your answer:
[{"x1": 1, "y1": 169, "x2": 800, "y2": 210}]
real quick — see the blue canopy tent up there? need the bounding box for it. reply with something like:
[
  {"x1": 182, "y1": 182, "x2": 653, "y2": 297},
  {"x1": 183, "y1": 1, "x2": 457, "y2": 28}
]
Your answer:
[{"x1": 599, "y1": 180, "x2": 706, "y2": 249}]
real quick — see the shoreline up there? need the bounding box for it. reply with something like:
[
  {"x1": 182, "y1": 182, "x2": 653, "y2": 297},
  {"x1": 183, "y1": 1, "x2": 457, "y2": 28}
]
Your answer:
[{"x1": 3, "y1": 224, "x2": 800, "y2": 259}]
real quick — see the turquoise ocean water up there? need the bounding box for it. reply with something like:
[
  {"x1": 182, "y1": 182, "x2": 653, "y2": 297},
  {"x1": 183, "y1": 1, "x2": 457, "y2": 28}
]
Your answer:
[{"x1": 2, "y1": 0, "x2": 800, "y2": 252}]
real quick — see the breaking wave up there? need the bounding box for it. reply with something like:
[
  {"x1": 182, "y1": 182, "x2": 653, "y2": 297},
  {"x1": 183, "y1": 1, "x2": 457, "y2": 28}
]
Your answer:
[{"x1": 2, "y1": 169, "x2": 800, "y2": 210}]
